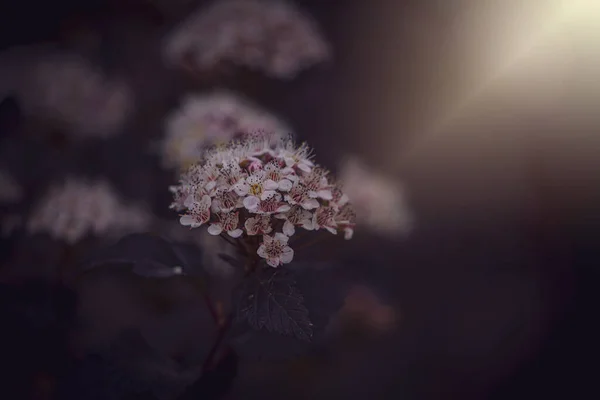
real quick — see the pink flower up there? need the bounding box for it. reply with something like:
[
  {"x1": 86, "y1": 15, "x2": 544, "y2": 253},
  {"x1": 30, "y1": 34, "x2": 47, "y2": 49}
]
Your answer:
[
  {"x1": 180, "y1": 194, "x2": 212, "y2": 227},
  {"x1": 330, "y1": 185, "x2": 350, "y2": 210},
  {"x1": 244, "y1": 215, "x2": 272, "y2": 235},
  {"x1": 303, "y1": 168, "x2": 333, "y2": 200},
  {"x1": 257, "y1": 233, "x2": 294, "y2": 267},
  {"x1": 275, "y1": 205, "x2": 313, "y2": 236},
  {"x1": 211, "y1": 187, "x2": 243, "y2": 213},
  {"x1": 207, "y1": 211, "x2": 243, "y2": 237},
  {"x1": 254, "y1": 192, "x2": 291, "y2": 215},
  {"x1": 238, "y1": 171, "x2": 280, "y2": 211},
  {"x1": 284, "y1": 183, "x2": 319, "y2": 210},
  {"x1": 222, "y1": 160, "x2": 248, "y2": 191},
  {"x1": 278, "y1": 142, "x2": 314, "y2": 173},
  {"x1": 263, "y1": 160, "x2": 295, "y2": 191},
  {"x1": 312, "y1": 206, "x2": 338, "y2": 235}
]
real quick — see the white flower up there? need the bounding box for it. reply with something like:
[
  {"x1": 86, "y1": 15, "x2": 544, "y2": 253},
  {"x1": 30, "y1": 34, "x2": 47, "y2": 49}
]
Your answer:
[
  {"x1": 278, "y1": 141, "x2": 314, "y2": 173},
  {"x1": 161, "y1": 91, "x2": 291, "y2": 169},
  {"x1": 302, "y1": 167, "x2": 333, "y2": 200},
  {"x1": 335, "y1": 204, "x2": 356, "y2": 240},
  {"x1": 312, "y1": 206, "x2": 338, "y2": 235},
  {"x1": 180, "y1": 194, "x2": 211, "y2": 227},
  {"x1": 257, "y1": 233, "x2": 294, "y2": 267},
  {"x1": 27, "y1": 178, "x2": 152, "y2": 244},
  {"x1": 163, "y1": 0, "x2": 331, "y2": 79},
  {"x1": 238, "y1": 170, "x2": 280, "y2": 211},
  {"x1": 263, "y1": 160, "x2": 295, "y2": 191},
  {"x1": 276, "y1": 205, "x2": 313, "y2": 236},
  {"x1": 211, "y1": 187, "x2": 243, "y2": 213},
  {"x1": 253, "y1": 192, "x2": 291, "y2": 215},
  {"x1": 244, "y1": 215, "x2": 272, "y2": 235},
  {"x1": 222, "y1": 160, "x2": 249, "y2": 192},
  {"x1": 207, "y1": 211, "x2": 243, "y2": 237},
  {"x1": 19, "y1": 52, "x2": 132, "y2": 138},
  {"x1": 284, "y1": 183, "x2": 319, "y2": 210}
]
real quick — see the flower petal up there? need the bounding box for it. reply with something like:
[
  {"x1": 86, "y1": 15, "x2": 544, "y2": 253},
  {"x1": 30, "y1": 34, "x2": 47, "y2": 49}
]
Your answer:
[
  {"x1": 266, "y1": 258, "x2": 280, "y2": 268},
  {"x1": 302, "y1": 198, "x2": 320, "y2": 210},
  {"x1": 280, "y1": 246, "x2": 294, "y2": 264},
  {"x1": 200, "y1": 195, "x2": 212, "y2": 209},
  {"x1": 344, "y1": 228, "x2": 354, "y2": 240},
  {"x1": 243, "y1": 195, "x2": 260, "y2": 211},
  {"x1": 205, "y1": 181, "x2": 216, "y2": 191},
  {"x1": 260, "y1": 190, "x2": 278, "y2": 201},
  {"x1": 263, "y1": 179, "x2": 279, "y2": 191},
  {"x1": 301, "y1": 219, "x2": 315, "y2": 230},
  {"x1": 179, "y1": 215, "x2": 194, "y2": 226},
  {"x1": 278, "y1": 179, "x2": 293, "y2": 192},
  {"x1": 283, "y1": 220, "x2": 295, "y2": 236},
  {"x1": 183, "y1": 195, "x2": 194, "y2": 208},
  {"x1": 232, "y1": 182, "x2": 249, "y2": 196},
  {"x1": 274, "y1": 232, "x2": 289, "y2": 244},
  {"x1": 257, "y1": 244, "x2": 267, "y2": 258},
  {"x1": 297, "y1": 163, "x2": 312, "y2": 173},
  {"x1": 276, "y1": 204, "x2": 291, "y2": 213},
  {"x1": 317, "y1": 189, "x2": 333, "y2": 200},
  {"x1": 207, "y1": 224, "x2": 223, "y2": 235},
  {"x1": 228, "y1": 229, "x2": 243, "y2": 238}
]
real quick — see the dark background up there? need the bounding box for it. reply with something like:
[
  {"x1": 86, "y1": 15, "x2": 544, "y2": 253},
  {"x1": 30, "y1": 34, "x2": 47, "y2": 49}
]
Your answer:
[{"x1": 1, "y1": 0, "x2": 599, "y2": 399}]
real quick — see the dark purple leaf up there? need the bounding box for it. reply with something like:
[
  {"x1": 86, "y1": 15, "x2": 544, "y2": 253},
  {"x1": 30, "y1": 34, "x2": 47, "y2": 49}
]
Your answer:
[
  {"x1": 230, "y1": 262, "x2": 348, "y2": 360},
  {"x1": 236, "y1": 268, "x2": 313, "y2": 342},
  {"x1": 217, "y1": 253, "x2": 244, "y2": 269},
  {"x1": 82, "y1": 233, "x2": 182, "y2": 269},
  {"x1": 81, "y1": 233, "x2": 206, "y2": 279},
  {"x1": 132, "y1": 260, "x2": 185, "y2": 278}
]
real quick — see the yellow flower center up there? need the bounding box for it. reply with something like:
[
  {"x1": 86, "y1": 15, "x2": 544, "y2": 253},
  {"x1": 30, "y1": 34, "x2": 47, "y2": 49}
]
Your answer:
[{"x1": 249, "y1": 183, "x2": 262, "y2": 196}]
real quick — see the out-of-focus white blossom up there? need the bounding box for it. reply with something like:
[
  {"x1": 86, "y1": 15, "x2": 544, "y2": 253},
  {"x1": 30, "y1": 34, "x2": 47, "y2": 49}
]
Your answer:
[
  {"x1": 18, "y1": 54, "x2": 133, "y2": 138},
  {"x1": 338, "y1": 157, "x2": 413, "y2": 237},
  {"x1": 163, "y1": 0, "x2": 331, "y2": 79},
  {"x1": 0, "y1": 170, "x2": 22, "y2": 204},
  {"x1": 161, "y1": 91, "x2": 290, "y2": 170},
  {"x1": 170, "y1": 133, "x2": 354, "y2": 268},
  {"x1": 27, "y1": 179, "x2": 152, "y2": 244}
]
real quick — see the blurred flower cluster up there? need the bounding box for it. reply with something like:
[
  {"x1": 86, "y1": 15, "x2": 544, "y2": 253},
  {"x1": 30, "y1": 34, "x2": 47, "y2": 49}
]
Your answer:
[
  {"x1": 161, "y1": 91, "x2": 290, "y2": 170},
  {"x1": 339, "y1": 157, "x2": 413, "y2": 237},
  {"x1": 16, "y1": 53, "x2": 133, "y2": 138},
  {"x1": 27, "y1": 179, "x2": 152, "y2": 244},
  {"x1": 163, "y1": 0, "x2": 331, "y2": 79},
  {"x1": 170, "y1": 133, "x2": 355, "y2": 267}
]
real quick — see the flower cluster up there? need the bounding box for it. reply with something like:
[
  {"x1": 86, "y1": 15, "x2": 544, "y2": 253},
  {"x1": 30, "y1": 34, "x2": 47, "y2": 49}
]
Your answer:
[
  {"x1": 27, "y1": 179, "x2": 152, "y2": 244},
  {"x1": 20, "y1": 53, "x2": 133, "y2": 138},
  {"x1": 338, "y1": 157, "x2": 413, "y2": 237},
  {"x1": 163, "y1": 0, "x2": 331, "y2": 79},
  {"x1": 170, "y1": 134, "x2": 354, "y2": 267},
  {"x1": 161, "y1": 91, "x2": 290, "y2": 170}
]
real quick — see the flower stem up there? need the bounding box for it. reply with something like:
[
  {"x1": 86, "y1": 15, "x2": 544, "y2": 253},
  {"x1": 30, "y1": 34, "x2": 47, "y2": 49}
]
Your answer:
[
  {"x1": 202, "y1": 255, "x2": 258, "y2": 372},
  {"x1": 202, "y1": 292, "x2": 220, "y2": 326}
]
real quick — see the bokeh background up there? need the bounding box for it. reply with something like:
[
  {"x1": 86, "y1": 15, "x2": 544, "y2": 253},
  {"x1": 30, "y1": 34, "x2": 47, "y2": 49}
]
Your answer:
[{"x1": 0, "y1": 0, "x2": 598, "y2": 399}]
